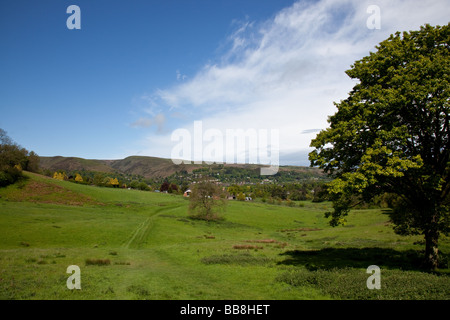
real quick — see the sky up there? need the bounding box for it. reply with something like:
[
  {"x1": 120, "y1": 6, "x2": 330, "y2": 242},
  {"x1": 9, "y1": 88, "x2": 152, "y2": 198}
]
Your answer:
[{"x1": 1, "y1": 0, "x2": 449, "y2": 166}]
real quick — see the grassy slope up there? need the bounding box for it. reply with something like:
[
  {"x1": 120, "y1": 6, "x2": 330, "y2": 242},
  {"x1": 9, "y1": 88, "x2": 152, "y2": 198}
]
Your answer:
[
  {"x1": 39, "y1": 156, "x2": 115, "y2": 174},
  {"x1": 0, "y1": 172, "x2": 448, "y2": 300}
]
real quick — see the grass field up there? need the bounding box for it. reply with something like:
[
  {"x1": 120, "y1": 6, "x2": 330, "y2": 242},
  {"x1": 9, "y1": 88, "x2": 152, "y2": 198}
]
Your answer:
[{"x1": 0, "y1": 172, "x2": 449, "y2": 300}]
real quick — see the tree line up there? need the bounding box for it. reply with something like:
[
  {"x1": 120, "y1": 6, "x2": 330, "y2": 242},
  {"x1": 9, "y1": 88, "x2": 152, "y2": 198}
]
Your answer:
[
  {"x1": 0, "y1": 129, "x2": 39, "y2": 187},
  {"x1": 226, "y1": 181, "x2": 327, "y2": 203}
]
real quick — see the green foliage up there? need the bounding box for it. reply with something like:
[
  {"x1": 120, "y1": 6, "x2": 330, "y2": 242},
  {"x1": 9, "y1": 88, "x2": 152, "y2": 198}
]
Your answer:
[
  {"x1": 0, "y1": 166, "x2": 23, "y2": 188},
  {"x1": 172, "y1": 164, "x2": 326, "y2": 185},
  {"x1": 226, "y1": 181, "x2": 325, "y2": 202},
  {"x1": 309, "y1": 24, "x2": 450, "y2": 269},
  {"x1": 168, "y1": 183, "x2": 178, "y2": 193},
  {"x1": 0, "y1": 129, "x2": 39, "y2": 187},
  {"x1": 188, "y1": 179, "x2": 227, "y2": 221},
  {"x1": 26, "y1": 151, "x2": 40, "y2": 173},
  {"x1": 129, "y1": 180, "x2": 140, "y2": 189},
  {"x1": 236, "y1": 192, "x2": 246, "y2": 201},
  {"x1": 286, "y1": 199, "x2": 295, "y2": 207},
  {"x1": 137, "y1": 182, "x2": 150, "y2": 191},
  {"x1": 289, "y1": 189, "x2": 308, "y2": 201}
]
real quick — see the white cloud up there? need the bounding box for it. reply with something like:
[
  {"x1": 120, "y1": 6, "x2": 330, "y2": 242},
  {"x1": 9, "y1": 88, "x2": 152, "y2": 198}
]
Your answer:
[
  {"x1": 136, "y1": 0, "x2": 450, "y2": 165},
  {"x1": 130, "y1": 117, "x2": 153, "y2": 128},
  {"x1": 176, "y1": 70, "x2": 187, "y2": 81},
  {"x1": 130, "y1": 113, "x2": 166, "y2": 133}
]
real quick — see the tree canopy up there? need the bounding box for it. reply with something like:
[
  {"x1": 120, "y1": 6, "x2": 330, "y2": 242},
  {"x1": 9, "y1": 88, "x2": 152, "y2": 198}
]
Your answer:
[
  {"x1": 0, "y1": 128, "x2": 40, "y2": 187},
  {"x1": 309, "y1": 24, "x2": 449, "y2": 270},
  {"x1": 188, "y1": 179, "x2": 227, "y2": 221}
]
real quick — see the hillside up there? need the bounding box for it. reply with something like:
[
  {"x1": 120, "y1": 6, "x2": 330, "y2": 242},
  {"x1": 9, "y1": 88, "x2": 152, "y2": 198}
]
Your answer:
[
  {"x1": 39, "y1": 155, "x2": 325, "y2": 180},
  {"x1": 0, "y1": 172, "x2": 449, "y2": 300},
  {"x1": 39, "y1": 155, "x2": 198, "y2": 179},
  {"x1": 39, "y1": 156, "x2": 115, "y2": 174}
]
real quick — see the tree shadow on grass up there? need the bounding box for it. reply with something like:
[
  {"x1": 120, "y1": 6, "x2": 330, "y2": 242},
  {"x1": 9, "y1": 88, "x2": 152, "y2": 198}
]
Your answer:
[{"x1": 278, "y1": 247, "x2": 430, "y2": 271}]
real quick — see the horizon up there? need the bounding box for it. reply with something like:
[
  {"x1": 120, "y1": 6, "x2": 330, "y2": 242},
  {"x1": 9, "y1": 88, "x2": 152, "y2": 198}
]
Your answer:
[
  {"x1": 1, "y1": 0, "x2": 449, "y2": 167},
  {"x1": 38, "y1": 153, "x2": 312, "y2": 169}
]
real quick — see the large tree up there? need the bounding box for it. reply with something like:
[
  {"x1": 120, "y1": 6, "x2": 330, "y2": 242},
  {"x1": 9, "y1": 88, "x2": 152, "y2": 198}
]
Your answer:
[{"x1": 309, "y1": 24, "x2": 449, "y2": 270}]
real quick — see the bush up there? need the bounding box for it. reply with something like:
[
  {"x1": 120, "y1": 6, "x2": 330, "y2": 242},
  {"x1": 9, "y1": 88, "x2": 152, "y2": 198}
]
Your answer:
[
  {"x1": 289, "y1": 190, "x2": 308, "y2": 201},
  {"x1": 286, "y1": 199, "x2": 295, "y2": 207},
  {"x1": 0, "y1": 166, "x2": 23, "y2": 187},
  {"x1": 138, "y1": 182, "x2": 150, "y2": 191},
  {"x1": 236, "y1": 192, "x2": 246, "y2": 201},
  {"x1": 129, "y1": 180, "x2": 140, "y2": 189},
  {"x1": 1, "y1": 129, "x2": 39, "y2": 187}
]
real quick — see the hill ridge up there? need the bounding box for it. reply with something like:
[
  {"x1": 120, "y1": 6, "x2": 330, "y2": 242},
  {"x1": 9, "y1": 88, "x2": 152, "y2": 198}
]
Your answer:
[{"x1": 39, "y1": 155, "x2": 323, "y2": 180}]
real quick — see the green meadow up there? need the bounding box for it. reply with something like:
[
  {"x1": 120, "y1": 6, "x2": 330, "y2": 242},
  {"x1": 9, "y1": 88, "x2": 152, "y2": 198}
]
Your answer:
[{"x1": 0, "y1": 172, "x2": 449, "y2": 300}]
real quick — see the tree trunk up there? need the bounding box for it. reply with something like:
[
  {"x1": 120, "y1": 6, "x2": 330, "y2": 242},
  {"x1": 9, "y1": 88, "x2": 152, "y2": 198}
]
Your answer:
[{"x1": 424, "y1": 230, "x2": 439, "y2": 270}]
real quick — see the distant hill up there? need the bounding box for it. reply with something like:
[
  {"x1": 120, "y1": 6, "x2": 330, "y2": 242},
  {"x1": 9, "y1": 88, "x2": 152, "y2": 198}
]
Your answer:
[
  {"x1": 39, "y1": 156, "x2": 204, "y2": 179},
  {"x1": 39, "y1": 155, "x2": 325, "y2": 181},
  {"x1": 39, "y1": 156, "x2": 115, "y2": 174}
]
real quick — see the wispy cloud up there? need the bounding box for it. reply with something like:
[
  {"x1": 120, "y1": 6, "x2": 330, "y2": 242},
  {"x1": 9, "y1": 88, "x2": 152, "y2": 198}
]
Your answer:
[
  {"x1": 130, "y1": 117, "x2": 153, "y2": 128},
  {"x1": 176, "y1": 70, "x2": 187, "y2": 81},
  {"x1": 130, "y1": 113, "x2": 166, "y2": 133},
  {"x1": 134, "y1": 0, "x2": 450, "y2": 164}
]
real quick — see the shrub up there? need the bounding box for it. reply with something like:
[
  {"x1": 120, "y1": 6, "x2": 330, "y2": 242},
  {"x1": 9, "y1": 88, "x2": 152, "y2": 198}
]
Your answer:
[
  {"x1": 0, "y1": 166, "x2": 23, "y2": 187},
  {"x1": 138, "y1": 182, "x2": 150, "y2": 191},
  {"x1": 236, "y1": 192, "x2": 246, "y2": 201},
  {"x1": 286, "y1": 199, "x2": 295, "y2": 207}
]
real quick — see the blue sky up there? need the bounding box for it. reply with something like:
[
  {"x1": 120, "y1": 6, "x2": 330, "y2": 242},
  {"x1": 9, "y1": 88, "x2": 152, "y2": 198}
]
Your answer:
[{"x1": 1, "y1": 0, "x2": 449, "y2": 165}]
